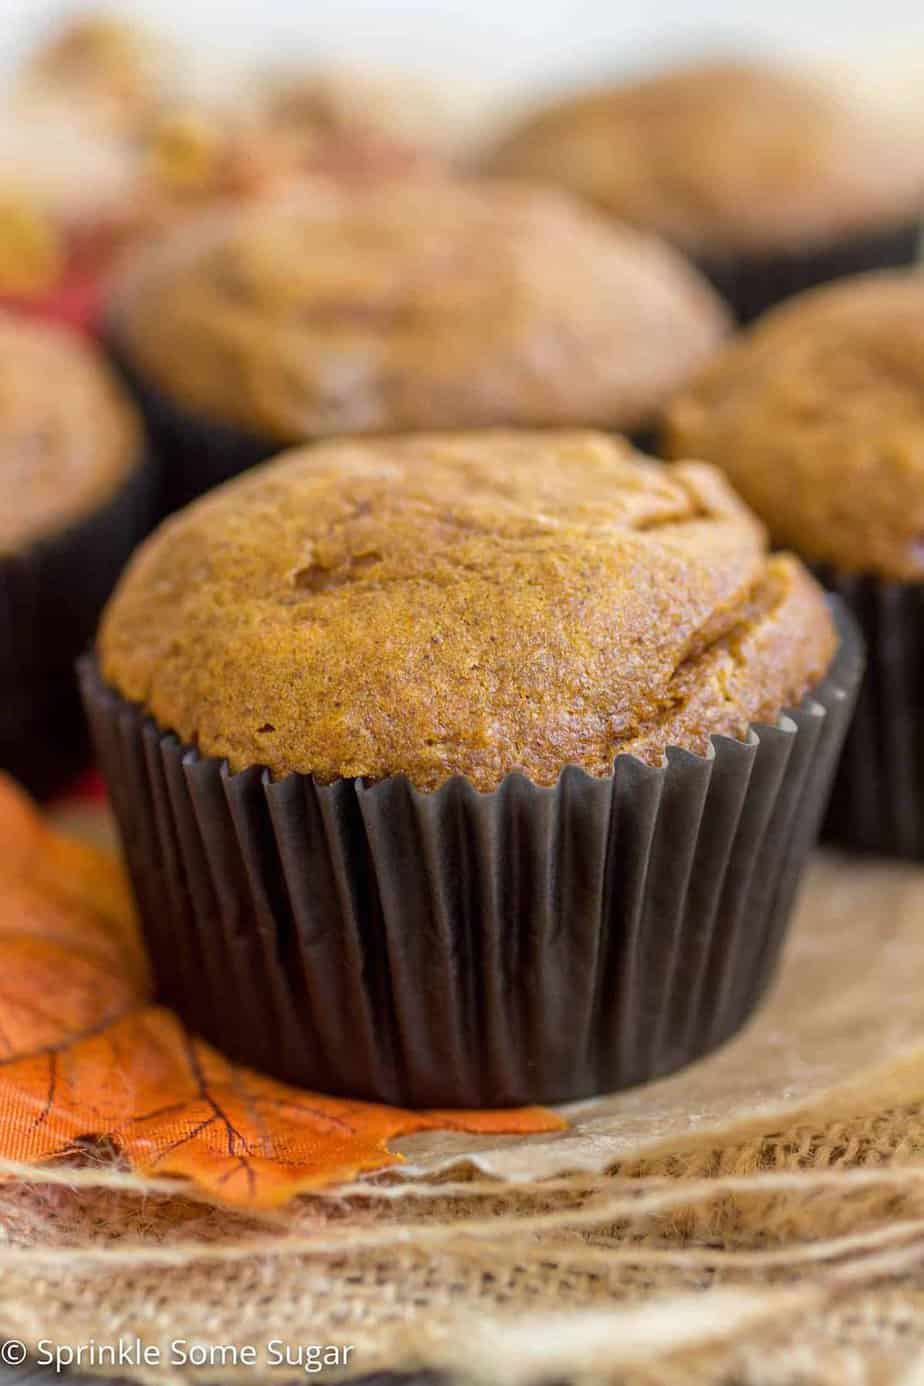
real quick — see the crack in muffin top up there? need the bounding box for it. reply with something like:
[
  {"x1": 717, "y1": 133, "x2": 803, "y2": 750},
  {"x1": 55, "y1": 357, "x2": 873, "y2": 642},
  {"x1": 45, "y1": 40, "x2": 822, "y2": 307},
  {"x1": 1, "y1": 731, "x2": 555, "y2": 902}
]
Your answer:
[
  {"x1": 0, "y1": 314, "x2": 142, "y2": 555},
  {"x1": 98, "y1": 430, "x2": 836, "y2": 791},
  {"x1": 108, "y1": 178, "x2": 730, "y2": 440}
]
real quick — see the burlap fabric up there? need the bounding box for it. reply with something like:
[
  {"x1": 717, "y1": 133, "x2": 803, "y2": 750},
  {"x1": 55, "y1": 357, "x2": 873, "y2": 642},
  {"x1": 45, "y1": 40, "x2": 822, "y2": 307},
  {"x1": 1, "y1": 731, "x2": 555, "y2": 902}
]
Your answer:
[{"x1": 5, "y1": 835, "x2": 924, "y2": 1384}]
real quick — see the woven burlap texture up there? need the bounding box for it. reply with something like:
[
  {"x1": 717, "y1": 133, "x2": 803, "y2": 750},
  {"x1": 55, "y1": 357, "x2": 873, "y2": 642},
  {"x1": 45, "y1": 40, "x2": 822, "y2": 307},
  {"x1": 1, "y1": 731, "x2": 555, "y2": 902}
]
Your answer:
[{"x1": 5, "y1": 848, "x2": 924, "y2": 1386}]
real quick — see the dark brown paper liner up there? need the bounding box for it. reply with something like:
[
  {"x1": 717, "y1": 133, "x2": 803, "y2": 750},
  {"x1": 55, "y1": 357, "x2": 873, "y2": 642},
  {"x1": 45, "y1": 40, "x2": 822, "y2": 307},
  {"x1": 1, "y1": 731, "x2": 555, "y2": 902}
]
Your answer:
[
  {"x1": 105, "y1": 334, "x2": 303, "y2": 515},
  {"x1": 0, "y1": 451, "x2": 158, "y2": 798},
  {"x1": 697, "y1": 222, "x2": 921, "y2": 324},
  {"x1": 104, "y1": 332, "x2": 671, "y2": 517},
  {"x1": 815, "y1": 567, "x2": 924, "y2": 858},
  {"x1": 79, "y1": 599, "x2": 861, "y2": 1108}
]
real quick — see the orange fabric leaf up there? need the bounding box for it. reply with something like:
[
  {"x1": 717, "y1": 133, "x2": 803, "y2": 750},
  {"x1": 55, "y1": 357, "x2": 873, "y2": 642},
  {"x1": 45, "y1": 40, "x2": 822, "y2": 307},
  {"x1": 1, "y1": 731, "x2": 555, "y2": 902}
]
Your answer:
[{"x1": 0, "y1": 775, "x2": 563, "y2": 1207}]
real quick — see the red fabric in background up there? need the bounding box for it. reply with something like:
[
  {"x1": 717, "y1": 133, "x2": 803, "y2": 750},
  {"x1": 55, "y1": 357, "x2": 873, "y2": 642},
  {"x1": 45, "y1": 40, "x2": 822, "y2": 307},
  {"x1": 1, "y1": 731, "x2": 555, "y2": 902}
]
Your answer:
[
  {"x1": 51, "y1": 768, "x2": 107, "y2": 806},
  {"x1": 1, "y1": 270, "x2": 104, "y2": 337}
]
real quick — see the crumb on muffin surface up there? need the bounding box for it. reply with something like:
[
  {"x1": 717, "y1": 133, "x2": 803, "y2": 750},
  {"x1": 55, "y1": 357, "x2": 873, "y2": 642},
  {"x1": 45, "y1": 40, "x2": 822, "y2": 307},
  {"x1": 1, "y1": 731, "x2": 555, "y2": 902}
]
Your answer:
[{"x1": 98, "y1": 429, "x2": 836, "y2": 791}]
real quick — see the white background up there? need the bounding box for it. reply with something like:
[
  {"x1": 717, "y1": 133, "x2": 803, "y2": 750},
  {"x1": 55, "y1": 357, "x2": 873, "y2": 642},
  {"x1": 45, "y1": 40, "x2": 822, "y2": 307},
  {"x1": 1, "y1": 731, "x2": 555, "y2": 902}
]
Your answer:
[{"x1": 3, "y1": 0, "x2": 924, "y2": 97}]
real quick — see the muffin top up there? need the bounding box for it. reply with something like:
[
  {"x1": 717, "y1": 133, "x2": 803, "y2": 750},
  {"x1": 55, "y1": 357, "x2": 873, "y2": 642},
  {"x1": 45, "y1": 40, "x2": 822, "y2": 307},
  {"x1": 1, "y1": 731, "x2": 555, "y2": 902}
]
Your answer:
[
  {"x1": 108, "y1": 178, "x2": 730, "y2": 440},
  {"x1": 663, "y1": 270, "x2": 924, "y2": 579},
  {"x1": 0, "y1": 314, "x2": 142, "y2": 555},
  {"x1": 484, "y1": 60, "x2": 924, "y2": 257},
  {"x1": 98, "y1": 430, "x2": 836, "y2": 791}
]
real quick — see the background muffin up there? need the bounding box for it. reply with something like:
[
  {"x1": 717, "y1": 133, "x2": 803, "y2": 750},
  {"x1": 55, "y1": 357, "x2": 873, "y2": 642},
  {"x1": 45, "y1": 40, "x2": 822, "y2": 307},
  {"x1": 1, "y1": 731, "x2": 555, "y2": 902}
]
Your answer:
[
  {"x1": 16, "y1": 12, "x2": 177, "y2": 137},
  {"x1": 0, "y1": 104, "x2": 140, "y2": 332},
  {"x1": 134, "y1": 93, "x2": 435, "y2": 237},
  {"x1": 4, "y1": 13, "x2": 443, "y2": 334},
  {"x1": 2, "y1": 12, "x2": 179, "y2": 331},
  {"x1": 483, "y1": 60, "x2": 924, "y2": 321},
  {"x1": 84, "y1": 430, "x2": 859, "y2": 1105},
  {"x1": 106, "y1": 178, "x2": 731, "y2": 508},
  {"x1": 663, "y1": 269, "x2": 924, "y2": 855},
  {"x1": 253, "y1": 63, "x2": 461, "y2": 162},
  {"x1": 0, "y1": 313, "x2": 154, "y2": 797}
]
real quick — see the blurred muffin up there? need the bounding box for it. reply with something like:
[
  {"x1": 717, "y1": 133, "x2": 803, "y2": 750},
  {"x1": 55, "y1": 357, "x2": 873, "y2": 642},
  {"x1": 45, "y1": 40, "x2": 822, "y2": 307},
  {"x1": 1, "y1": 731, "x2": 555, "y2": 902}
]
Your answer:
[
  {"x1": 135, "y1": 92, "x2": 434, "y2": 229},
  {"x1": 84, "y1": 430, "x2": 857, "y2": 1104},
  {"x1": 0, "y1": 313, "x2": 154, "y2": 797},
  {"x1": 17, "y1": 12, "x2": 177, "y2": 136},
  {"x1": 7, "y1": 17, "x2": 439, "y2": 330},
  {"x1": 663, "y1": 269, "x2": 924, "y2": 854},
  {"x1": 484, "y1": 59, "x2": 924, "y2": 320},
  {"x1": 0, "y1": 105, "x2": 139, "y2": 331},
  {"x1": 106, "y1": 178, "x2": 731, "y2": 508},
  {"x1": 0, "y1": 98, "x2": 434, "y2": 337},
  {"x1": 3, "y1": 11, "x2": 162, "y2": 326},
  {"x1": 256, "y1": 63, "x2": 469, "y2": 161}
]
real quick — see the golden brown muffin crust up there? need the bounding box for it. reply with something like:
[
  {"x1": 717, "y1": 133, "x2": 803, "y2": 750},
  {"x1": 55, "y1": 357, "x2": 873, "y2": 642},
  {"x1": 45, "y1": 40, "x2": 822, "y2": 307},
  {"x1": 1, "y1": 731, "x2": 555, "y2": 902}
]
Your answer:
[
  {"x1": 663, "y1": 270, "x2": 924, "y2": 580},
  {"x1": 108, "y1": 178, "x2": 730, "y2": 440},
  {"x1": 0, "y1": 314, "x2": 143, "y2": 555},
  {"x1": 98, "y1": 430, "x2": 836, "y2": 791},
  {"x1": 485, "y1": 61, "x2": 924, "y2": 257}
]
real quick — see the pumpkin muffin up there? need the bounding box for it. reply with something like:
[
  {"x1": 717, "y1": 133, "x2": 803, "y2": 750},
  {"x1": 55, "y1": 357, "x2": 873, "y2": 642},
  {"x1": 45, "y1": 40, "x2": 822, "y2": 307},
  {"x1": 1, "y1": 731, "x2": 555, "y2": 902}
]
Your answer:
[
  {"x1": 0, "y1": 104, "x2": 141, "y2": 332},
  {"x1": 83, "y1": 431, "x2": 859, "y2": 1105},
  {"x1": 664, "y1": 269, "x2": 924, "y2": 856},
  {"x1": 8, "y1": 18, "x2": 439, "y2": 334},
  {"x1": 0, "y1": 313, "x2": 153, "y2": 796},
  {"x1": 664, "y1": 271, "x2": 924, "y2": 579},
  {"x1": 254, "y1": 64, "x2": 455, "y2": 160},
  {"x1": 484, "y1": 59, "x2": 924, "y2": 321},
  {"x1": 105, "y1": 178, "x2": 730, "y2": 508},
  {"x1": 98, "y1": 431, "x2": 834, "y2": 788},
  {"x1": 18, "y1": 12, "x2": 176, "y2": 136}
]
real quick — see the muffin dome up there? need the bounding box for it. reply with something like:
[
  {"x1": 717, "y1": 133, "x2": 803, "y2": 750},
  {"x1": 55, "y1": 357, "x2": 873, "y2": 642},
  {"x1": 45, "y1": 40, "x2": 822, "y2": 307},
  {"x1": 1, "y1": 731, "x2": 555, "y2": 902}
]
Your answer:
[
  {"x1": 98, "y1": 430, "x2": 835, "y2": 791},
  {"x1": 663, "y1": 270, "x2": 924, "y2": 580},
  {"x1": 0, "y1": 313, "x2": 142, "y2": 554},
  {"x1": 107, "y1": 178, "x2": 730, "y2": 440},
  {"x1": 484, "y1": 61, "x2": 924, "y2": 259}
]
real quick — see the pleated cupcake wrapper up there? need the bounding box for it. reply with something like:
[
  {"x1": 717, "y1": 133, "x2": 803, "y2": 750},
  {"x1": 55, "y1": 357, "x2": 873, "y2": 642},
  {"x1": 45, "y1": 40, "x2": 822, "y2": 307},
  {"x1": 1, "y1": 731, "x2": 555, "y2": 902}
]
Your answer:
[
  {"x1": 79, "y1": 598, "x2": 861, "y2": 1109},
  {"x1": 698, "y1": 222, "x2": 922, "y2": 324},
  {"x1": 814, "y1": 567, "x2": 924, "y2": 859},
  {"x1": 0, "y1": 451, "x2": 159, "y2": 799},
  {"x1": 105, "y1": 330, "x2": 670, "y2": 519}
]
